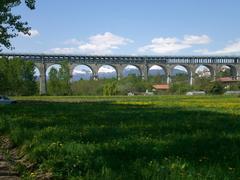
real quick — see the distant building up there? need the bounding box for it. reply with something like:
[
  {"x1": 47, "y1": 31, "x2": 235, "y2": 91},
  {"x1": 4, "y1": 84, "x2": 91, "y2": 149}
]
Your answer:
[
  {"x1": 152, "y1": 84, "x2": 170, "y2": 91},
  {"x1": 216, "y1": 77, "x2": 240, "y2": 84}
]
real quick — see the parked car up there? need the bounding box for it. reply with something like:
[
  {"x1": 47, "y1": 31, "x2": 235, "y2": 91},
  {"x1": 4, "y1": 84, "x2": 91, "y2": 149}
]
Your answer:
[
  {"x1": 186, "y1": 91, "x2": 206, "y2": 96},
  {"x1": 0, "y1": 96, "x2": 16, "y2": 104}
]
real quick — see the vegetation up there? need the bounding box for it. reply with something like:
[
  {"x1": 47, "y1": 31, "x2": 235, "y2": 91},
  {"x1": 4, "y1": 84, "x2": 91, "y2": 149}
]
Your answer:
[
  {"x1": 0, "y1": 0, "x2": 36, "y2": 50},
  {"x1": 0, "y1": 58, "x2": 37, "y2": 95},
  {"x1": 48, "y1": 61, "x2": 71, "y2": 95},
  {"x1": 1, "y1": 96, "x2": 240, "y2": 179}
]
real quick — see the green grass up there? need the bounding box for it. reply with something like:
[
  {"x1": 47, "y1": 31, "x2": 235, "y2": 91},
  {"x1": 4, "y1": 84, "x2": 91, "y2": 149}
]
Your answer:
[{"x1": 1, "y1": 95, "x2": 240, "y2": 179}]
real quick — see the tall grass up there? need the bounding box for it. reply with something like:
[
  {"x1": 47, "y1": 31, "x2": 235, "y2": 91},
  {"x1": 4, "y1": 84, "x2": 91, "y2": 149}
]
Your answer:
[{"x1": 0, "y1": 96, "x2": 240, "y2": 179}]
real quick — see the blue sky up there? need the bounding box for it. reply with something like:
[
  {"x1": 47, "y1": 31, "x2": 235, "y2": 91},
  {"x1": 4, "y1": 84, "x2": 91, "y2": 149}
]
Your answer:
[{"x1": 4, "y1": 0, "x2": 240, "y2": 56}]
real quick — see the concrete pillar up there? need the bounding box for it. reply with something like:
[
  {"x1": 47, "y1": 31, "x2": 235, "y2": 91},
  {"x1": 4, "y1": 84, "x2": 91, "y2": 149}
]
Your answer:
[
  {"x1": 237, "y1": 66, "x2": 240, "y2": 80},
  {"x1": 166, "y1": 66, "x2": 172, "y2": 84},
  {"x1": 141, "y1": 64, "x2": 148, "y2": 80},
  {"x1": 88, "y1": 64, "x2": 100, "y2": 80},
  {"x1": 39, "y1": 63, "x2": 47, "y2": 95},
  {"x1": 116, "y1": 65, "x2": 124, "y2": 80},
  {"x1": 190, "y1": 71, "x2": 194, "y2": 86},
  {"x1": 167, "y1": 74, "x2": 171, "y2": 84}
]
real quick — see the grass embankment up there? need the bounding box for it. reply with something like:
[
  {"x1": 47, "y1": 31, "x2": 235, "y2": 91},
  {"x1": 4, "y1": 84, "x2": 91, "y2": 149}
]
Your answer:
[{"x1": 1, "y1": 96, "x2": 240, "y2": 179}]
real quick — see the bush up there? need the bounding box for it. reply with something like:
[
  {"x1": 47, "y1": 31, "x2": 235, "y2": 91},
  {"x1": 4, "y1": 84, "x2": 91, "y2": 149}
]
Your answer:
[{"x1": 207, "y1": 81, "x2": 225, "y2": 95}]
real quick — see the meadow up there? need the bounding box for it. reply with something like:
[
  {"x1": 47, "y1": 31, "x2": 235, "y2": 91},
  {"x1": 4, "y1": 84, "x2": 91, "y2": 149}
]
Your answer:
[{"x1": 0, "y1": 95, "x2": 240, "y2": 179}]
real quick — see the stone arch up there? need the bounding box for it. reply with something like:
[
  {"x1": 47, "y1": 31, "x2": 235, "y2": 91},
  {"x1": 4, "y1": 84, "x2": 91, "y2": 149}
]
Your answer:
[
  {"x1": 171, "y1": 65, "x2": 190, "y2": 83},
  {"x1": 122, "y1": 64, "x2": 142, "y2": 77},
  {"x1": 71, "y1": 64, "x2": 93, "y2": 81},
  {"x1": 220, "y1": 64, "x2": 237, "y2": 78},
  {"x1": 97, "y1": 64, "x2": 117, "y2": 79},
  {"x1": 148, "y1": 65, "x2": 167, "y2": 83},
  {"x1": 34, "y1": 66, "x2": 40, "y2": 81},
  {"x1": 46, "y1": 64, "x2": 62, "y2": 79},
  {"x1": 195, "y1": 64, "x2": 214, "y2": 78}
]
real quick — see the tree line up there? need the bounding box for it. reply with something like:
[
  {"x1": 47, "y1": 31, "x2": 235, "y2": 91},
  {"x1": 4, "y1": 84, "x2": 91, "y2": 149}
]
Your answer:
[{"x1": 0, "y1": 58, "x2": 37, "y2": 95}]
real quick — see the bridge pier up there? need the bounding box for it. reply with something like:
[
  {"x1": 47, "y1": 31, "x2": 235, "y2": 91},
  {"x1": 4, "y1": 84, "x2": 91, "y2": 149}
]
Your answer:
[
  {"x1": 190, "y1": 71, "x2": 194, "y2": 86},
  {"x1": 141, "y1": 64, "x2": 148, "y2": 80},
  {"x1": 39, "y1": 63, "x2": 47, "y2": 95}
]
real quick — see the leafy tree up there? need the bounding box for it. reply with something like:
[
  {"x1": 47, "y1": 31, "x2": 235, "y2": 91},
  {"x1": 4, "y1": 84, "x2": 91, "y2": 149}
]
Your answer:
[
  {"x1": 47, "y1": 61, "x2": 71, "y2": 95},
  {"x1": 207, "y1": 81, "x2": 225, "y2": 95},
  {"x1": 59, "y1": 62, "x2": 71, "y2": 95},
  {"x1": 48, "y1": 68, "x2": 59, "y2": 95},
  {"x1": 193, "y1": 76, "x2": 212, "y2": 91},
  {"x1": 103, "y1": 82, "x2": 117, "y2": 96},
  {"x1": 0, "y1": 58, "x2": 37, "y2": 95},
  {"x1": 0, "y1": 0, "x2": 36, "y2": 50}
]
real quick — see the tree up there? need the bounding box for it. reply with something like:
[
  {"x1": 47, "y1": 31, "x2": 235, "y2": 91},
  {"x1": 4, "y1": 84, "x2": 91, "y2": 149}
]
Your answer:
[
  {"x1": 207, "y1": 81, "x2": 225, "y2": 95},
  {"x1": 47, "y1": 61, "x2": 71, "y2": 95},
  {"x1": 0, "y1": 0, "x2": 36, "y2": 50},
  {"x1": 48, "y1": 68, "x2": 59, "y2": 95},
  {"x1": 0, "y1": 58, "x2": 37, "y2": 95}
]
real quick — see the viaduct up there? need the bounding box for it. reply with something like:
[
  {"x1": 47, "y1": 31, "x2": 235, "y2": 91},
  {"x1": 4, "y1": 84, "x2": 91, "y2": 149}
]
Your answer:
[{"x1": 0, "y1": 53, "x2": 240, "y2": 95}]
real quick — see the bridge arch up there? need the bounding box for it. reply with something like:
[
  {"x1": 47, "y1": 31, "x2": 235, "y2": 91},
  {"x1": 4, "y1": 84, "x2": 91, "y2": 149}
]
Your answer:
[
  {"x1": 46, "y1": 64, "x2": 62, "y2": 79},
  {"x1": 97, "y1": 65, "x2": 117, "y2": 79},
  {"x1": 195, "y1": 65, "x2": 214, "y2": 78},
  {"x1": 122, "y1": 64, "x2": 142, "y2": 78},
  {"x1": 171, "y1": 65, "x2": 190, "y2": 84},
  {"x1": 71, "y1": 64, "x2": 93, "y2": 81},
  {"x1": 148, "y1": 65, "x2": 167, "y2": 83},
  {"x1": 219, "y1": 65, "x2": 237, "y2": 78},
  {"x1": 34, "y1": 66, "x2": 40, "y2": 81}
]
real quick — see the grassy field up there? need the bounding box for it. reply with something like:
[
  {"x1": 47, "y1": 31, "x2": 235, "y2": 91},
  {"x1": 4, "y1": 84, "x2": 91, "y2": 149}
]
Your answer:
[{"x1": 1, "y1": 95, "x2": 240, "y2": 179}]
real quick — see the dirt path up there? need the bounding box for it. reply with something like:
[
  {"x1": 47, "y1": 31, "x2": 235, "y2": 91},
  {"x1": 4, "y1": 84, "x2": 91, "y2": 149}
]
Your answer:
[{"x1": 0, "y1": 137, "x2": 20, "y2": 180}]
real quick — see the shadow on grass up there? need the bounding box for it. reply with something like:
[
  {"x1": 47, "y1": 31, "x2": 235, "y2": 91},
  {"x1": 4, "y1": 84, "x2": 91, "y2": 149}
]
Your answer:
[{"x1": 1, "y1": 100, "x2": 240, "y2": 178}]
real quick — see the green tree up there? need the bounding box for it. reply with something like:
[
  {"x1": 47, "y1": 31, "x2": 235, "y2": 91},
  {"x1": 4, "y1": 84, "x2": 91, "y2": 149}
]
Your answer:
[
  {"x1": 47, "y1": 61, "x2": 71, "y2": 95},
  {"x1": 103, "y1": 82, "x2": 117, "y2": 96},
  {"x1": 0, "y1": 0, "x2": 36, "y2": 50},
  {"x1": 59, "y1": 62, "x2": 71, "y2": 95},
  {"x1": 0, "y1": 58, "x2": 37, "y2": 95},
  {"x1": 207, "y1": 81, "x2": 225, "y2": 95}
]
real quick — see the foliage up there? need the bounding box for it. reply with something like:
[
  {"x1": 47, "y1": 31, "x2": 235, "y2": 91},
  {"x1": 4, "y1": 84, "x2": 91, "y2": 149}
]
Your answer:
[
  {"x1": 0, "y1": 0, "x2": 36, "y2": 50},
  {"x1": 0, "y1": 57, "x2": 37, "y2": 95},
  {"x1": 207, "y1": 81, "x2": 225, "y2": 95},
  {"x1": 193, "y1": 76, "x2": 212, "y2": 92},
  {"x1": 1, "y1": 96, "x2": 240, "y2": 179},
  {"x1": 103, "y1": 82, "x2": 117, "y2": 96},
  {"x1": 47, "y1": 61, "x2": 71, "y2": 95}
]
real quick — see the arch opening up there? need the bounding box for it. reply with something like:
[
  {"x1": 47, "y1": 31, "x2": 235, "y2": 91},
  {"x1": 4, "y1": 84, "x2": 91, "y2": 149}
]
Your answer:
[
  {"x1": 72, "y1": 65, "x2": 93, "y2": 81},
  {"x1": 46, "y1": 64, "x2": 62, "y2": 80},
  {"x1": 34, "y1": 67, "x2": 40, "y2": 81},
  {"x1": 171, "y1": 65, "x2": 189, "y2": 83},
  {"x1": 219, "y1": 65, "x2": 237, "y2": 78},
  {"x1": 195, "y1": 65, "x2": 212, "y2": 78},
  {"x1": 98, "y1": 65, "x2": 117, "y2": 79},
  {"x1": 123, "y1": 65, "x2": 141, "y2": 78},
  {"x1": 148, "y1": 65, "x2": 167, "y2": 83}
]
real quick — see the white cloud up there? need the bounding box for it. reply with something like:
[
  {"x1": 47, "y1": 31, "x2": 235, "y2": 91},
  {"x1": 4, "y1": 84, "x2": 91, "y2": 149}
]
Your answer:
[
  {"x1": 64, "y1": 38, "x2": 82, "y2": 46},
  {"x1": 193, "y1": 49, "x2": 209, "y2": 54},
  {"x1": 139, "y1": 35, "x2": 211, "y2": 55},
  {"x1": 50, "y1": 47, "x2": 78, "y2": 54},
  {"x1": 79, "y1": 32, "x2": 133, "y2": 54},
  {"x1": 99, "y1": 65, "x2": 116, "y2": 73},
  {"x1": 183, "y1": 35, "x2": 211, "y2": 45},
  {"x1": 20, "y1": 29, "x2": 39, "y2": 38},
  {"x1": 50, "y1": 32, "x2": 133, "y2": 55},
  {"x1": 202, "y1": 40, "x2": 240, "y2": 55},
  {"x1": 139, "y1": 37, "x2": 190, "y2": 54}
]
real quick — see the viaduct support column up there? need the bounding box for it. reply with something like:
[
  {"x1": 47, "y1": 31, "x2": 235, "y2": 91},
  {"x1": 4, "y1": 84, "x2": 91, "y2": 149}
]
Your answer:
[
  {"x1": 190, "y1": 71, "x2": 194, "y2": 86},
  {"x1": 141, "y1": 64, "x2": 148, "y2": 80},
  {"x1": 116, "y1": 65, "x2": 124, "y2": 80},
  {"x1": 39, "y1": 63, "x2": 47, "y2": 95},
  {"x1": 166, "y1": 67, "x2": 172, "y2": 85}
]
